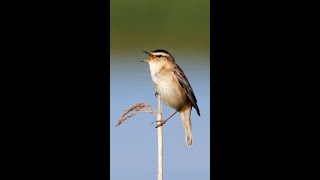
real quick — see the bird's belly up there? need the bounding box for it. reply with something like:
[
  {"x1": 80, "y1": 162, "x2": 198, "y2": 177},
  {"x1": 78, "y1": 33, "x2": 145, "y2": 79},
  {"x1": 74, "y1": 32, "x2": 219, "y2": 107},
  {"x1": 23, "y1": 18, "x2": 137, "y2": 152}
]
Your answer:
[{"x1": 153, "y1": 75, "x2": 188, "y2": 110}]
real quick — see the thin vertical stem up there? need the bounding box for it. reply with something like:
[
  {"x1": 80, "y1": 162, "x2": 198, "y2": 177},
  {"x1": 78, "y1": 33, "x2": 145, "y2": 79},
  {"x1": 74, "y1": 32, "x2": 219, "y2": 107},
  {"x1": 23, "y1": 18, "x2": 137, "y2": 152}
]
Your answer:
[{"x1": 157, "y1": 95, "x2": 163, "y2": 180}]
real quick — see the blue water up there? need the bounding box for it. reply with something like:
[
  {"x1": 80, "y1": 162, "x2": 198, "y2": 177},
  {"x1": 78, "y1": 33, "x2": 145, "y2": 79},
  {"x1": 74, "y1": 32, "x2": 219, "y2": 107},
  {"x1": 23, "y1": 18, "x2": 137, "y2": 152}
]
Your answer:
[{"x1": 110, "y1": 54, "x2": 210, "y2": 180}]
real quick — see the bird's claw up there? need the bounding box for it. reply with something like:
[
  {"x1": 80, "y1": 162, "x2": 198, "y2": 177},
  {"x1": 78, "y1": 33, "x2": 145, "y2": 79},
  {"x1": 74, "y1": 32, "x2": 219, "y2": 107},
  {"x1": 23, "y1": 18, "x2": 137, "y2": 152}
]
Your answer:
[
  {"x1": 154, "y1": 120, "x2": 167, "y2": 128},
  {"x1": 151, "y1": 120, "x2": 161, "y2": 125},
  {"x1": 151, "y1": 120, "x2": 166, "y2": 128},
  {"x1": 155, "y1": 122, "x2": 165, "y2": 128}
]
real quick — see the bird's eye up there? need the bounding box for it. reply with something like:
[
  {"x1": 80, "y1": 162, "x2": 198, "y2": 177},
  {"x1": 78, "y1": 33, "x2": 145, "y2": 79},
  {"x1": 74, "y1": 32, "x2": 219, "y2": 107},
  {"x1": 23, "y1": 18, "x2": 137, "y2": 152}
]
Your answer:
[{"x1": 156, "y1": 55, "x2": 162, "y2": 58}]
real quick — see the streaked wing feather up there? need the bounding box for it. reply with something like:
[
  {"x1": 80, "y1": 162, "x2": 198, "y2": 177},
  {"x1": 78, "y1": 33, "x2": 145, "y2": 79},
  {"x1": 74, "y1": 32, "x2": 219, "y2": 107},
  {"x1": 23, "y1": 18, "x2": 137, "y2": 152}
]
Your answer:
[{"x1": 172, "y1": 64, "x2": 201, "y2": 116}]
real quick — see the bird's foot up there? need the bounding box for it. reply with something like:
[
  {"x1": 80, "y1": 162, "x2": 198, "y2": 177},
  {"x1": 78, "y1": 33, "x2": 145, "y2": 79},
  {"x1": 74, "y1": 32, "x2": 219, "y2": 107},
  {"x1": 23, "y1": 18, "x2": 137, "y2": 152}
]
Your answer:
[
  {"x1": 151, "y1": 120, "x2": 161, "y2": 125},
  {"x1": 155, "y1": 120, "x2": 167, "y2": 128}
]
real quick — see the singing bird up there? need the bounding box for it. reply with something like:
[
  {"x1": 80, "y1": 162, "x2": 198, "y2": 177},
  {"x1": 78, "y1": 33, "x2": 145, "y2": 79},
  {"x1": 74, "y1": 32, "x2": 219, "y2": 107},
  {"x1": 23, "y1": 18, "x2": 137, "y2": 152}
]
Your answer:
[{"x1": 141, "y1": 49, "x2": 200, "y2": 147}]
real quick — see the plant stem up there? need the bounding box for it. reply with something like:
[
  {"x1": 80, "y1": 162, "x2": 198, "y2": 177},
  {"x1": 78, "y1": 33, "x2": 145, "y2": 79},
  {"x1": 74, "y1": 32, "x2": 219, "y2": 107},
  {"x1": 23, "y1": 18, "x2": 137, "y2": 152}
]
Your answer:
[{"x1": 157, "y1": 95, "x2": 163, "y2": 180}]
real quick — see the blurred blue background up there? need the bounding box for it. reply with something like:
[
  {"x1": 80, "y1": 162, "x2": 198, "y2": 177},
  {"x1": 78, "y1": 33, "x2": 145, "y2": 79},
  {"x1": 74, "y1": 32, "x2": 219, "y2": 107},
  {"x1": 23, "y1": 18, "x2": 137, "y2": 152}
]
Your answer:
[{"x1": 110, "y1": 0, "x2": 210, "y2": 179}]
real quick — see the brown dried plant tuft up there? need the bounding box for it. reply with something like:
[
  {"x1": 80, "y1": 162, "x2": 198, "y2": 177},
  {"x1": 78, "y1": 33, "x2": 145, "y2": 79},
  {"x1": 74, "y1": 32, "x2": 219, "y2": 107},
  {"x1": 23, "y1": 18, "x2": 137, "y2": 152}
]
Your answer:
[{"x1": 116, "y1": 103, "x2": 157, "y2": 126}]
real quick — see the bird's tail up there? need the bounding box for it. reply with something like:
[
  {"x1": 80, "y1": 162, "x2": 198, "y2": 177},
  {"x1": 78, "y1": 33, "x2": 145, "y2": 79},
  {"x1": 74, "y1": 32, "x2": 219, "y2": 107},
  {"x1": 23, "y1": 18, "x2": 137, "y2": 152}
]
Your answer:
[{"x1": 180, "y1": 105, "x2": 192, "y2": 147}]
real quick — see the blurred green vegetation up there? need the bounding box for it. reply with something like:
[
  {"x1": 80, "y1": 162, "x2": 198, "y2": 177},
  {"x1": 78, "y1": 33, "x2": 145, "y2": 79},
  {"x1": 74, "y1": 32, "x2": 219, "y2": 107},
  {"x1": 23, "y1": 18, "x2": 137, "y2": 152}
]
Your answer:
[{"x1": 111, "y1": 0, "x2": 210, "y2": 53}]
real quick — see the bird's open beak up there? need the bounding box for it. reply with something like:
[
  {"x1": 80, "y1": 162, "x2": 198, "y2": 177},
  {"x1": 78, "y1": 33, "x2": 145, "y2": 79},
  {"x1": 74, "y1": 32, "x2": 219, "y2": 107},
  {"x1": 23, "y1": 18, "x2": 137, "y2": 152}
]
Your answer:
[
  {"x1": 141, "y1": 50, "x2": 155, "y2": 62},
  {"x1": 140, "y1": 51, "x2": 153, "y2": 62}
]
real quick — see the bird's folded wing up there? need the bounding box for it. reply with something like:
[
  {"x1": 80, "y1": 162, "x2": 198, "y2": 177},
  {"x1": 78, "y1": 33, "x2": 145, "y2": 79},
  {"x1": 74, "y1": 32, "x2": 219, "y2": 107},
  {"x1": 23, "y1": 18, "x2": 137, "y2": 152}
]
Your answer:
[{"x1": 172, "y1": 65, "x2": 201, "y2": 116}]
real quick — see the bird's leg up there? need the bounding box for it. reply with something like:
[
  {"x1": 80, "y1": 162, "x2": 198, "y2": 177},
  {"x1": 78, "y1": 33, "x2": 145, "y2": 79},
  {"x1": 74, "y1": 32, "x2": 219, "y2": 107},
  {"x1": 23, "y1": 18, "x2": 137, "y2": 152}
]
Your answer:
[{"x1": 155, "y1": 110, "x2": 178, "y2": 128}]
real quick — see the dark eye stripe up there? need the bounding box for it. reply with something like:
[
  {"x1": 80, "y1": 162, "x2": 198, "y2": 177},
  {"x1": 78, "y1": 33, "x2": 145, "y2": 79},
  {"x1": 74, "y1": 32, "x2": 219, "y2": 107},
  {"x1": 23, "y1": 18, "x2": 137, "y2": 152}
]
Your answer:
[{"x1": 156, "y1": 55, "x2": 162, "y2": 58}]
